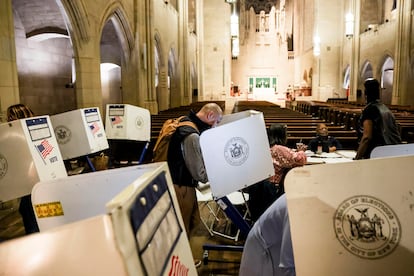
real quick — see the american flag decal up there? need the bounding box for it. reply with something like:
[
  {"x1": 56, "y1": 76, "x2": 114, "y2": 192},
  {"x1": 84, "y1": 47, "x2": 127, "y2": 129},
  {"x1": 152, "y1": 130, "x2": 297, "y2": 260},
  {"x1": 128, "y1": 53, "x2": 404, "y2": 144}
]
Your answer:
[
  {"x1": 111, "y1": 116, "x2": 123, "y2": 126},
  {"x1": 36, "y1": 139, "x2": 53, "y2": 159},
  {"x1": 90, "y1": 122, "x2": 100, "y2": 134}
]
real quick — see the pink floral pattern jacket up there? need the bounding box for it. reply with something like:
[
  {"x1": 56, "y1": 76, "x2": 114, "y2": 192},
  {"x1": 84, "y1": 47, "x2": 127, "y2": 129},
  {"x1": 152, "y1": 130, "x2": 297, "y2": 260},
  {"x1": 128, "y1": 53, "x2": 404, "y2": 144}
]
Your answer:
[{"x1": 268, "y1": 145, "x2": 307, "y2": 184}]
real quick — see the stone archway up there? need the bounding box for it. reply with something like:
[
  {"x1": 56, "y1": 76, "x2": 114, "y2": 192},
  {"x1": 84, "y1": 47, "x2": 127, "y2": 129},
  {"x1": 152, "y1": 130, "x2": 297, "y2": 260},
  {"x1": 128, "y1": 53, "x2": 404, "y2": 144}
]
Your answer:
[
  {"x1": 100, "y1": 19, "x2": 123, "y2": 117},
  {"x1": 380, "y1": 56, "x2": 394, "y2": 105},
  {"x1": 12, "y1": 0, "x2": 75, "y2": 115}
]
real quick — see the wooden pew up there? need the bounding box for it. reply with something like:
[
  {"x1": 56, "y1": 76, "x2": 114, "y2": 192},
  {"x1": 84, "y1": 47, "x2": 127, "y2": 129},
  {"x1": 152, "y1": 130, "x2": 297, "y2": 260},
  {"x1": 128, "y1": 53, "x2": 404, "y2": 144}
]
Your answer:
[{"x1": 286, "y1": 136, "x2": 359, "y2": 150}]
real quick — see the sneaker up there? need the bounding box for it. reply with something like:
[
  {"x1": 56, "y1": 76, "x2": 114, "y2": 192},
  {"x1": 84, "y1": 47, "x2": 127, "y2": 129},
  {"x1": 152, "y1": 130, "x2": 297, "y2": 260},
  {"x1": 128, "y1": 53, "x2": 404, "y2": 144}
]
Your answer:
[{"x1": 194, "y1": 259, "x2": 202, "y2": 268}]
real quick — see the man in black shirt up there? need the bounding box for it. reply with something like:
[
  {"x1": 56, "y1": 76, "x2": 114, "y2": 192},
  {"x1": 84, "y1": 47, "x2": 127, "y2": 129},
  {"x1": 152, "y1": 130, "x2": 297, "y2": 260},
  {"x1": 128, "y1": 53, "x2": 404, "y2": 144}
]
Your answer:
[{"x1": 355, "y1": 78, "x2": 401, "y2": 159}]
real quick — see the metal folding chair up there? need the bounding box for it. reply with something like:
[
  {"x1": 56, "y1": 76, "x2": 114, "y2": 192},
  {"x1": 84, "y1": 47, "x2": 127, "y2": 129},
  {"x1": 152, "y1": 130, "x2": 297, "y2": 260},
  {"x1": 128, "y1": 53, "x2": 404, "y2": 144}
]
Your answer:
[{"x1": 197, "y1": 183, "x2": 250, "y2": 242}]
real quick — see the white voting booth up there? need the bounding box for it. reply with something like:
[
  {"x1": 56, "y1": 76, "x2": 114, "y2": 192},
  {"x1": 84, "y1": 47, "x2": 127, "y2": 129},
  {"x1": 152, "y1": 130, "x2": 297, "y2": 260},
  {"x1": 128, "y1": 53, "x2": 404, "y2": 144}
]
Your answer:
[
  {"x1": 0, "y1": 116, "x2": 67, "y2": 201},
  {"x1": 31, "y1": 165, "x2": 151, "y2": 231},
  {"x1": 50, "y1": 107, "x2": 109, "y2": 160},
  {"x1": 200, "y1": 110, "x2": 274, "y2": 198},
  {"x1": 199, "y1": 110, "x2": 274, "y2": 254},
  {"x1": 105, "y1": 104, "x2": 151, "y2": 141},
  {"x1": 105, "y1": 104, "x2": 151, "y2": 164},
  {"x1": 371, "y1": 143, "x2": 414, "y2": 158},
  {"x1": 284, "y1": 156, "x2": 414, "y2": 276},
  {"x1": 0, "y1": 162, "x2": 196, "y2": 275}
]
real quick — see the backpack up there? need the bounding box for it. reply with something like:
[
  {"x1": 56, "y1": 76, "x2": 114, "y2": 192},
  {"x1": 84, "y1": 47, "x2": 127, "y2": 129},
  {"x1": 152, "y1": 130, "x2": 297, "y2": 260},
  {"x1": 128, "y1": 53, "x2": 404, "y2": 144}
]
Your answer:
[{"x1": 152, "y1": 116, "x2": 199, "y2": 162}]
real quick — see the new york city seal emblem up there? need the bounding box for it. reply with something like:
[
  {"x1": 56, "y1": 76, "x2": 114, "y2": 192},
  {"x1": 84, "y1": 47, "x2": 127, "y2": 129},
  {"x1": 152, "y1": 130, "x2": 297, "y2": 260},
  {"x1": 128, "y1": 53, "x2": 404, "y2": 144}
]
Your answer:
[
  {"x1": 135, "y1": 115, "x2": 144, "y2": 129},
  {"x1": 54, "y1": 125, "x2": 71, "y2": 144},
  {"x1": 333, "y1": 195, "x2": 401, "y2": 259},
  {"x1": 224, "y1": 137, "x2": 249, "y2": 166}
]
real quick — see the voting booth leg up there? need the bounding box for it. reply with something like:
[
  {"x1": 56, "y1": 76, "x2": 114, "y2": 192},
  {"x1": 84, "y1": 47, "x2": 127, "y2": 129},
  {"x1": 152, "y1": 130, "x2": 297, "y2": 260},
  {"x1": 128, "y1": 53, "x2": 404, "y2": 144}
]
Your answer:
[
  {"x1": 202, "y1": 196, "x2": 251, "y2": 264},
  {"x1": 138, "y1": 141, "x2": 149, "y2": 164},
  {"x1": 85, "y1": 156, "x2": 96, "y2": 172},
  {"x1": 214, "y1": 196, "x2": 251, "y2": 240}
]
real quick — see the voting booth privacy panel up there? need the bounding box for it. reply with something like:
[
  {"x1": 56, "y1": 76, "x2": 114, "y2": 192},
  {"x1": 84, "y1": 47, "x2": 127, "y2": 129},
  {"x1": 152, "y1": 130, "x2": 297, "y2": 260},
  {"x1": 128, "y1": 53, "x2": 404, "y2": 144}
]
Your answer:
[
  {"x1": 108, "y1": 162, "x2": 196, "y2": 275},
  {"x1": 200, "y1": 110, "x2": 274, "y2": 198},
  {"x1": 1, "y1": 162, "x2": 196, "y2": 275},
  {"x1": 284, "y1": 156, "x2": 414, "y2": 276},
  {"x1": 31, "y1": 165, "x2": 154, "y2": 231},
  {"x1": 371, "y1": 143, "x2": 414, "y2": 158},
  {"x1": 50, "y1": 107, "x2": 109, "y2": 160},
  {"x1": 0, "y1": 116, "x2": 67, "y2": 201},
  {"x1": 0, "y1": 216, "x2": 129, "y2": 276},
  {"x1": 105, "y1": 104, "x2": 151, "y2": 141}
]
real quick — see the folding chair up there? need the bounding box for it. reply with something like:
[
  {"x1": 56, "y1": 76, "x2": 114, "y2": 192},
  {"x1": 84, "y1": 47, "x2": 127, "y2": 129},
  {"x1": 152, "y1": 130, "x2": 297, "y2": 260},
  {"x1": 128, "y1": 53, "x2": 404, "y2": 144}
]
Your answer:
[
  {"x1": 197, "y1": 184, "x2": 250, "y2": 242},
  {"x1": 196, "y1": 183, "x2": 252, "y2": 265}
]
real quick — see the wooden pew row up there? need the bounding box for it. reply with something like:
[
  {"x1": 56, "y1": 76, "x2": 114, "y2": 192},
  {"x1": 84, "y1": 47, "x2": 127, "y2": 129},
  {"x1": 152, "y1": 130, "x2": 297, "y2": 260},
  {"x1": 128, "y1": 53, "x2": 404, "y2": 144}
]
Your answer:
[
  {"x1": 243, "y1": 109, "x2": 311, "y2": 117},
  {"x1": 233, "y1": 101, "x2": 312, "y2": 117},
  {"x1": 286, "y1": 136, "x2": 358, "y2": 150},
  {"x1": 264, "y1": 118, "x2": 325, "y2": 123},
  {"x1": 287, "y1": 130, "x2": 357, "y2": 137},
  {"x1": 150, "y1": 120, "x2": 352, "y2": 136},
  {"x1": 268, "y1": 125, "x2": 346, "y2": 131},
  {"x1": 157, "y1": 101, "x2": 226, "y2": 115},
  {"x1": 149, "y1": 125, "x2": 350, "y2": 140},
  {"x1": 293, "y1": 100, "x2": 414, "y2": 143},
  {"x1": 398, "y1": 123, "x2": 414, "y2": 143}
]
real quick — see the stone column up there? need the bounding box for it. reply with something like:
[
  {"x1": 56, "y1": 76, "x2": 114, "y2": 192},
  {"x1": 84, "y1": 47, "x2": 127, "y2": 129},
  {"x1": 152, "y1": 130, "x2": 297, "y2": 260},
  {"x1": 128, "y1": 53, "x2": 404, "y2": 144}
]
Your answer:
[
  {"x1": 142, "y1": 0, "x2": 158, "y2": 114},
  {"x1": 349, "y1": 0, "x2": 361, "y2": 102},
  {"x1": 74, "y1": 49, "x2": 103, "y2": 112},
  {"x1": 392, "y1": 0, "x2": 412, "y2": 105},
  {"x1": 0, "y1": 0, "x2": 19, "y2": 119},
  {"x1": 179, "y1": 0, "x2": 191, "y2": 105}
]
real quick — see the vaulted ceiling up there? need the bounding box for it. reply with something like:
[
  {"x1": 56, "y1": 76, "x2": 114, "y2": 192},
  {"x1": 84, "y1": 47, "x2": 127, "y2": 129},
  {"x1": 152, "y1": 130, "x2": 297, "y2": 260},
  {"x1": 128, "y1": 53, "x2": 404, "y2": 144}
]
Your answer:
[
  {"x1": 12, "y1": 0, "x2": 121, "y2": 65},
  {"x1": 245, "y1": 0, "x2": 279, "y2": 14},
  {"x1": 12, "y1": 0, "x2": 67, "y2": 37}
]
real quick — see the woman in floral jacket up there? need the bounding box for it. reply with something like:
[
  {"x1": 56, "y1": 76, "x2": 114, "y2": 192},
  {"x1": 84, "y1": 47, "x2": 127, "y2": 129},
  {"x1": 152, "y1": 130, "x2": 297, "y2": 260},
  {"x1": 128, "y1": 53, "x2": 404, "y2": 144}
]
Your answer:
[
  {"x1": 267, "y1": 123, "x2": 307, "y2": 187},
  {"x1": 246, "y1": 123, "x2": 307, "y2": 222}
]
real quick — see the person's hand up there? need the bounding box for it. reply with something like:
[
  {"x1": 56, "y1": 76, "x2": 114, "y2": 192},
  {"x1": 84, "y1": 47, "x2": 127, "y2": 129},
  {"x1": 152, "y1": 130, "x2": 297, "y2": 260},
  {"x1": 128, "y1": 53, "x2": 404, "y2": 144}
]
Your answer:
[{"x1": 296, "y1": 143, "x2": 308, "y2": 152}]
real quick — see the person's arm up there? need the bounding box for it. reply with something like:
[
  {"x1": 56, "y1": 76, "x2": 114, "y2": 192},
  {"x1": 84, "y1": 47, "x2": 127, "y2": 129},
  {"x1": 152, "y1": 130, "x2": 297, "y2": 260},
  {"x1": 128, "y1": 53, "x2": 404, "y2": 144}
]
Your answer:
[
  {"x1": 307, "y1": 139, "x2": 317, "y2": 153},
  {"x1": 272, "y1": 145, "x2": 307, "y2": 169},
  {"x1": 334, "y1": 138, "x2": 342, "y2": 151},
  {"x1": 181, "y1": 133, "x2": 209, "y2": 183},
  {"x1": 329, "y1": 138, "x2": 341, "y2": 152},
  {"x1": 355, "y1": 119, "x2": 373, "y2": 159}
]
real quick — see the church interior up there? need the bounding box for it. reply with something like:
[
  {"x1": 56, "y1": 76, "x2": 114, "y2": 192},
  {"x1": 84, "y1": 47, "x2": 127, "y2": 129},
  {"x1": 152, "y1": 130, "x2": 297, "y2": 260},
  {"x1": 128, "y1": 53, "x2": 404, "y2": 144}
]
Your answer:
[{"x1": 1, "y1": 0, "x2": 414, "y2": 275}]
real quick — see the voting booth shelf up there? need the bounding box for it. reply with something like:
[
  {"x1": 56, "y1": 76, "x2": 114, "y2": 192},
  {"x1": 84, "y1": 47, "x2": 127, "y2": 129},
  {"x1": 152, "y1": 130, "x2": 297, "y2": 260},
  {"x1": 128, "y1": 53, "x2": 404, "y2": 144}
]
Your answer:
[
  {"x1": 285, "y1": 155, "x2": 414, "y2": 276},
  {"x1": 0, "y1": 162, "x2": 196, "y2": 275},
  {"x1": 0, "y1": 116, "x2": 67, "y2": 202},
  {"x1": 50, "y1": 107, "x2": 109, "y2": 160}
]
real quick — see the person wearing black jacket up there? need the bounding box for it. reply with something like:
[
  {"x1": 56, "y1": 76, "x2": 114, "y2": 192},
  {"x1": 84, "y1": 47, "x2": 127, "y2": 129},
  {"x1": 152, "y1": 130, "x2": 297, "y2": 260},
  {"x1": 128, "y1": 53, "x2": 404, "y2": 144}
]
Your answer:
[
  {"x1": 307, "y1": 123, "x2": 342, "y2": 153},
  {"x1": 167, "y1": 103, "x2": 222, "y2": 267},
  {"x1": 355, "y1": 78, "x2": 401, "y2": 159}
]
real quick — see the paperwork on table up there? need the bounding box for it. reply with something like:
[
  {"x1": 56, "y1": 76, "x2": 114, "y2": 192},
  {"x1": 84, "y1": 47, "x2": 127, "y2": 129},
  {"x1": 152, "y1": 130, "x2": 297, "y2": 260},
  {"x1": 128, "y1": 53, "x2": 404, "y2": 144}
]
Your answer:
[{"x1": 305, "y1": 150, "x2": 356, "y2": 164}]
